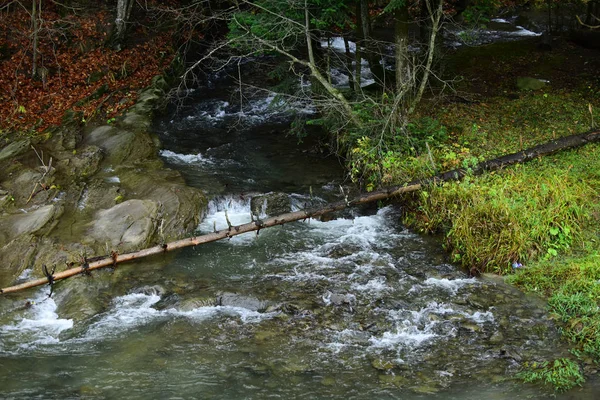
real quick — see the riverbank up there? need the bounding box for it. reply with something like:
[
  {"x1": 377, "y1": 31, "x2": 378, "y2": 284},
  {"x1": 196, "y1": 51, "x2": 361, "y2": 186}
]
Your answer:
[
  {"x1": 387, "y1": 37, "x2": 600, "y2": 391},
  {"x1": 0, "y1": 77, "x2": 207, "y2": 292},
  {"x1": 0, "y1": 4, "x2": 208, "y2": 289}
]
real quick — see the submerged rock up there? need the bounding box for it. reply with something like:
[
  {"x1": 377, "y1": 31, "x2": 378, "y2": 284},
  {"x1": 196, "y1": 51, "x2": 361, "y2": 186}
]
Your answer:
[{"x1": 216, "y1": 292, "x2": 273, "y2": 312}]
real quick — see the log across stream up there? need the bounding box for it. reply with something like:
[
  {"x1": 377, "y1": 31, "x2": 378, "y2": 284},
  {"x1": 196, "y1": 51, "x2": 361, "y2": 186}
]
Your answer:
[{"x1": 2, "y1": 128, "x2": 598, "y2": 295}]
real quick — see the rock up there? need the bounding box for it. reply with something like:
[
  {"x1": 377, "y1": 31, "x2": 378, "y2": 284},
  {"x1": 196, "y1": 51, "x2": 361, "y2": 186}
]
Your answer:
[
  {"x1": 179, "y1": 297, "x2": 217, "y2": 311},
  {"x1": 151, "y1": 75, "x2": 170, "y2": 92},
  {"x1": 85, "y1": 126, "x2": 154, "y2": 164},
  {"x1": 323, "y1": 292, "x2": 355, "y2": 307},
  {"x1": 216, "y1": 292, "x2": 272, "y2": 312},
  {"x1": 86, "y1": 199, "x2": 159, "y2": 252},
  {"x1": 55, "y1": 145, "x2": 103, "y2": 179},
  {"x1": 75, "y1": 180, "x2": 124, "y2": 213},
  {"x1": 250, "y1": 192, "x2": 290, "y2": 216},
  {"x1": 325, "y1": 243, "x2": 363, "y2": 259},
  {"x1": 121, "y1": 112, "x2": 151, "y2": 132},
  {"x1": 115, "y1": 166, "x2": 206, "y2": 241},
  {"x1": 0, "y1": 205, "x2": 61, "y2": 246},
  {"x1": 320, "y1": 376, "x2": 337, "y2": 386},
  {"x1": 516, "y1": 77, "x2": 548, "y2": 91},
  {"x1": 372, "y1": 359, "x2": 396, "y2": 371},
  {"x1": 0, "y1": 139, "x2": 30, "y2": 162},
  {"x1": 0, "y1": 75, "x2": 208, "y2": 287},
  {"x1": 137, "y1": 88, "x2": 163, "y2": 108},
  {"x1": 53, "y1": 277, "x2": 112, "y2": 321},
  {"x1": 489, "y1": 331, "x2": 504, "y2": 344},
  {"x1": 0, "y1": 235, "x2": 39, "y2": 287},
  {"x1": 0, "y1": 189, "x2": 13, "y2": 209},
  {"x1": 378, "y1": 374, "x2": 408, "y2": 387}
]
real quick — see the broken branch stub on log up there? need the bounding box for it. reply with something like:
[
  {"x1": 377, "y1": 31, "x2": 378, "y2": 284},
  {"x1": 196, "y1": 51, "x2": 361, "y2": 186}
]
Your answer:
[{"x1": 2, "y1": 128, "x2": 599, "y2": 296}]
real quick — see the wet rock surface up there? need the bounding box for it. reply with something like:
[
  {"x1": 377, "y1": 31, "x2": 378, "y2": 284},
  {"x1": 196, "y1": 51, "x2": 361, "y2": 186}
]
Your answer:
[
  {"x1": 250, "y1": 192, "x2": 291, "y2": 216},
  {"x1": 0, "y1": 81, "x2": 207, "y2": 288}
]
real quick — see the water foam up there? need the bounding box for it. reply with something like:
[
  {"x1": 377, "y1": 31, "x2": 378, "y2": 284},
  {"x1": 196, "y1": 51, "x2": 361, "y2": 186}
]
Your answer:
[
  {"x1": 320, "y1": 37, "x2": 356, "y2": 53},
  {"x1": 105, "y1": 176, "x2": 121, "y2": 183},
  {"x1": 514, "y1": 26, "x2": 542, "y2": 37},
  {"x1": 350, "y1": 276, "x2": 390, "y2": 295},
  {"x1": 159, "y1": 149, "x2": 214, "y2": 165},
  {"x1": 0, "y1": 290, "x2": 73, "y2": 349},
  {"x1": 422, "y1": 277, "x2": 477, "y2": 294},
  {"x1": 80, "y1": 291, "x2": 273, "y2": 341},
  {"x1": 198, "y1": 195, "x2": 256, "y2": 243}
]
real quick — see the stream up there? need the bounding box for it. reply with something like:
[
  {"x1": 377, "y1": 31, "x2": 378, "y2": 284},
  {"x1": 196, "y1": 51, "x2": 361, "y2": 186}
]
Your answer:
[{"x1": 0, "y1": 56, "x2": 598, "y2": 399}]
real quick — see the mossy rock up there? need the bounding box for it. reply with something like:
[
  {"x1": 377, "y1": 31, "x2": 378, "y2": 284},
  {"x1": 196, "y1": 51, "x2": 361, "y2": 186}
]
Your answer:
[
  {"x1": 55, "y1": 145, "x2": 103, "y2": 181},
  {"x1": 85, "y1": 126, "x2": 154, "y2": 164},
  {"x1": 151, "y1": 75, "x2": 170, "y2": 92},
  {"x1": 121, "y1": 112, "x2": 152, "y2": 132},
  {"x1": 85, "y1": 199, "x2": 159, "y2": 253},
  {"x1": 0, "y1": 139, "x2": 30, "y2": 162}
]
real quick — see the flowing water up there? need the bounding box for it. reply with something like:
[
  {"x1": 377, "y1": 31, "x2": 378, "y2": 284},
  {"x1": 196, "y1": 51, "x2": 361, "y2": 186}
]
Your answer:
[{"x1": 1, "y1": 66, "x2": 598, "y2": 399}]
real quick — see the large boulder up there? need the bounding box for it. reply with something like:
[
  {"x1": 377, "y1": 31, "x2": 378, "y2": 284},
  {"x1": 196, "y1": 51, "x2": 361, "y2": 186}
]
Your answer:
[{"x1": 85, "y1": 199, "x2": 159, "y2": 253}]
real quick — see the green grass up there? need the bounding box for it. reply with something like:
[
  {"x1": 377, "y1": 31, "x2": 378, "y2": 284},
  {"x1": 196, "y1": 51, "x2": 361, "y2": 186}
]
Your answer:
[
  {"x1": 517, "y1": 358, "x2": 585, "y2": 392},
  {"x1": 509, "y1": 251, "x2": 600, "y2": 360},
  {"x1": 437, "y1": 91, "x2": 595, "y2": 160},
  {"x1": 402, "y1": 143, "x2": 600, "y2": 273}
]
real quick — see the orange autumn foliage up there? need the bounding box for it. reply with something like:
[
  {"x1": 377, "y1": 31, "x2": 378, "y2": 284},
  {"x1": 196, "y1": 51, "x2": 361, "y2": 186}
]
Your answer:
[{"x1": 0, "y1": 5, "x2": 176, "y2": 133}]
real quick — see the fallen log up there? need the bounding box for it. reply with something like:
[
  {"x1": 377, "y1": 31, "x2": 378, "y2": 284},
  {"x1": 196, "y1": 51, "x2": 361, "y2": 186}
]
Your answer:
[
  {"x1": 2, "y1": 128, "x2": 599, "y2": 296},
  {"x1": 0, "y1": 184, "x2": 422, "y2": 295},
  {"x1": 426, "y1": 129, "x2": 600, "y2": 184}
]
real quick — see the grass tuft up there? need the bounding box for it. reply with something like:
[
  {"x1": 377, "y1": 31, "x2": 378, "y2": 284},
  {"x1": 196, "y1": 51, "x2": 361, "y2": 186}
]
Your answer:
[{"x1": 517, "y1": 358, "x2": 585, "y2": 392}]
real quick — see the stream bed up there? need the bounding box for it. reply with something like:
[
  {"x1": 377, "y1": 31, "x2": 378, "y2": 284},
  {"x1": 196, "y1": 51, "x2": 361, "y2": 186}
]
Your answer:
[{"x1": 0, "y1": 66, "x2": 597, "y2": 399}]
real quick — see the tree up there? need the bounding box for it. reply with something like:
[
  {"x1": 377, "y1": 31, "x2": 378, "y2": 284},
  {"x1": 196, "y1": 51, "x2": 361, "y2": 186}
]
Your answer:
[
  {"x1": 111, "y1": 0, "x2": 134, "y2": 49},
  {"x1": 177, "y1": 0, "x2": 449, "y2": 189}
]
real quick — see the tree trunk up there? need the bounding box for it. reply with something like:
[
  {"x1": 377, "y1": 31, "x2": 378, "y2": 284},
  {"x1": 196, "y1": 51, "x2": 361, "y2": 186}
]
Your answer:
[
  {"x1": 408, "y1": 0, "x2": 443, "y2": 115},
  {"x1": 0, "y1": 184, "x2": 422, "y2": 295},
  {"x1": 394, "y1": 3, "x2": 410, "y2": 93},
  {"x1": 113, "y1": 0, "x2": 133, "y2": 49},
  {"x1": 31, "y1": 0, "x2": 39, "y2": 78},
  {"x1": 359, "y1": 0, "x2": 386, "y2": 87},
  {"x1": 354, "y1": 1, "x2": 363, "y2": 88},
  {"x1": 303, "y1": 3, "x2": 360, "y2": 126},
  {"x1": 344, "y1": 35, "x2": 355, "y2": 93},
  {"x1": 3, "y1": 129, "x2": 600, "y2": 296}
]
